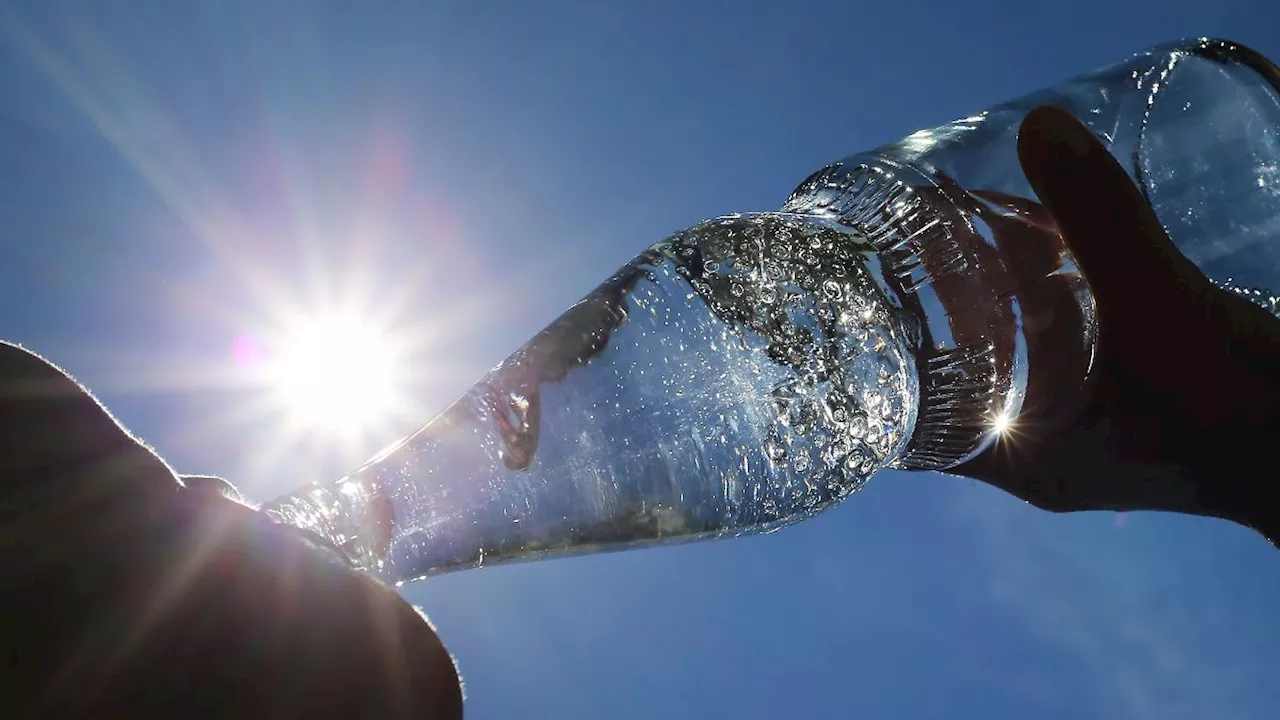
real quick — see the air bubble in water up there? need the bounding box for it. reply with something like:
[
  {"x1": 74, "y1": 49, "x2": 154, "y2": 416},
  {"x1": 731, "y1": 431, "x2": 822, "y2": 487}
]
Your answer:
[
  {"x1": 864, "y1": 391, "x2": 883, "y2": 411},
  {"x1": 764, "y1": 436, "x2": 789, "y2": 463},
  {"x1": 848, "y1": 415, "x2": 868, "y2": 439},
  {"x1": 865, "y1": 423, "x2": 884, "y2": 447},
  {"x1": 843, "y1": 449, "x2": 867, "y2": 477},
  {"x1": 793, "y1": 452, "x2": 811, "y2": 473}
]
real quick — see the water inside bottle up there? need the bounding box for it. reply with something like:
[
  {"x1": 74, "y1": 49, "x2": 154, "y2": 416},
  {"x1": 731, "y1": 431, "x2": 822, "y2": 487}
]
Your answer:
[{"x1": 265, "y1": 213, "x2": 922, "y2": 582}]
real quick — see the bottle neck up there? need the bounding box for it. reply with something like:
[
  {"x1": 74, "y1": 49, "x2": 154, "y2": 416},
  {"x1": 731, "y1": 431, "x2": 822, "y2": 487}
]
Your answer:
[{"x1": 783, "y1": 155, "x2": 1097, "y2": 470}]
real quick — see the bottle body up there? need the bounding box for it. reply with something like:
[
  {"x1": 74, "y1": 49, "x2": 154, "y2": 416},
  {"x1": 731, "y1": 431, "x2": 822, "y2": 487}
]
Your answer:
[{"x1": 266, "y1": 214, "x2": 921, "y2": 581}]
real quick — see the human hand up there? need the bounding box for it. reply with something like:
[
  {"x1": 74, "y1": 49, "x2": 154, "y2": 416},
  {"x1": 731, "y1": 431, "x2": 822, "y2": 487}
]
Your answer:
[
  {"x1": 951, "y1": 106, "x2": 1280, "y2": 544},
  {"x1": 0, "y1": 342, "x2": 463, "y2": 718}
]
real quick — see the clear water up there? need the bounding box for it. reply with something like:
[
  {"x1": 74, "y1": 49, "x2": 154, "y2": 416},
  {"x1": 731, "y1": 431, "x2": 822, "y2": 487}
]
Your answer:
[{"x1": 265, "y1": 213, "x2": 922, "y2": 582}]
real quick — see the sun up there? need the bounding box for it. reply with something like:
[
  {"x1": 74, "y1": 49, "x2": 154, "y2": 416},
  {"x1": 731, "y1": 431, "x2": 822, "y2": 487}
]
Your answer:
[
  {"x1": 264, "y1": 315, "x2": 402, "y2": 436},
  {"x1": 992, "y1": 411, "x2": 1013, "y2": 436}
]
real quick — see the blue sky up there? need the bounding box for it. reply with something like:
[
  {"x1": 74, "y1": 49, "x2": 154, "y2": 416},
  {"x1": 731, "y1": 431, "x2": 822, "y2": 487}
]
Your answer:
[{"x1": 2, "y1": 1, "x2": 1279, "y2": 717}]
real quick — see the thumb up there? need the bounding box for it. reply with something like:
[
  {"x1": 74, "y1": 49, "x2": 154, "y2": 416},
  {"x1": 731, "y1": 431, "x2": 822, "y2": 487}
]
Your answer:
[{"x1": 1016, "y1": 105, "x2": 1207, "y2": 308}]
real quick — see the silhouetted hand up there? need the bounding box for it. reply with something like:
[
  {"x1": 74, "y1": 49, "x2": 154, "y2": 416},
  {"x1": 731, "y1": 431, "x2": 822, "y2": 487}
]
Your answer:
[
  {"x1": 0, "y1": 342, "x2": 463, "y2": 718},
  {"x1": 953, "y1": 106, "x2": 1280, "y2": 545}
]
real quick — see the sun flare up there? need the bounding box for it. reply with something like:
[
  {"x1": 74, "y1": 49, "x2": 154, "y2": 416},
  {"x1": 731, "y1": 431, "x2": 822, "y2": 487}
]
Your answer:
[{"x1": 264, "y1": 315, "x2": 401, "y2": 436}]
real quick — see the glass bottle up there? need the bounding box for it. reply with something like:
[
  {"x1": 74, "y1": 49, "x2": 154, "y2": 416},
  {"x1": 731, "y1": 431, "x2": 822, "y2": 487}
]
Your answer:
[{"x1": 264, "y1": 37, "x2": 1280, "y2": 584}]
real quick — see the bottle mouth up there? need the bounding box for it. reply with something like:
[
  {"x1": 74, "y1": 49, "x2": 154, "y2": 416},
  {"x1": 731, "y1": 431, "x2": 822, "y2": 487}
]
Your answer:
[{"x1": 783, "y1": 159, "x2": 1025, "y2": 471}]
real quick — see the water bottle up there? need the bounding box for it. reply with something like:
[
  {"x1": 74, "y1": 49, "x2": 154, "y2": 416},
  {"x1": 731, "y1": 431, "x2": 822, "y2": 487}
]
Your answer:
[{"x1": 264, "y1": 37, "x2": 1280, "y2": 584}]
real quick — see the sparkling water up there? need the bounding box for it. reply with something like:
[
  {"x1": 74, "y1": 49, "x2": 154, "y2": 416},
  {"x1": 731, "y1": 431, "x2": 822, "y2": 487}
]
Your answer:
[{"x1": 265, "y1": 213, "x2": 921, "y2": 582}]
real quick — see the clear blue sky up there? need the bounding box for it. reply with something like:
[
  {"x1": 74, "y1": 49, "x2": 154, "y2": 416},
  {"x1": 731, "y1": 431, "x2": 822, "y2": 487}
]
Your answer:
[{"x1": 3, "y1": 1, "x2": 1279, "y2": 718}]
